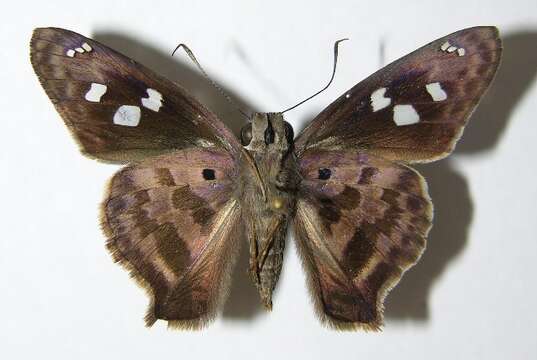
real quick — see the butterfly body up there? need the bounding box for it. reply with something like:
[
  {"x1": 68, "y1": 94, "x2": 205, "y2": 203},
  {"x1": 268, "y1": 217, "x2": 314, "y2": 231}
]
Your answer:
[
  {"x1": 239, "y1": 112, "x2": 299, "y2": 308},
  {"x1": 30, "y1": 26, "x2": 501, "y2": 330}
]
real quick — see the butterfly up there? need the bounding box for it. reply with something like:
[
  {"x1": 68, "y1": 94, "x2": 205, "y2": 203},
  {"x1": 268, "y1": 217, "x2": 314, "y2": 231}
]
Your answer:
[{"x1": 30, "y1": 26, "x2": 501, "y2": 330}]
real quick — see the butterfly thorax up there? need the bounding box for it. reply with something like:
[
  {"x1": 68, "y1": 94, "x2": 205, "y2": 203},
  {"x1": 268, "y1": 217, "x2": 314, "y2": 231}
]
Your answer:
[{"x1": 239, "y1": 112, "x2": 299, "y2": 309}]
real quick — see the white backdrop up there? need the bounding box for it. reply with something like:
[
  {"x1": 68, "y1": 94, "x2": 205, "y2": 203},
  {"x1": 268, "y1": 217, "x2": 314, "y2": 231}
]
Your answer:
[{"x1": 2, "y1": 1, "x2": 536, "y2": 359}]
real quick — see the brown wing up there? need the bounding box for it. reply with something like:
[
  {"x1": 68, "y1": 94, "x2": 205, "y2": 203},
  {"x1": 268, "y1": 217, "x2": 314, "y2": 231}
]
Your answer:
[
  {"x1": 293, "y1": 149, "x2": 432, "y2": 330},
  {"x1": 102, "y1": 148, "x2": 241, "y2": 329},
  {"x1": 30, "y1": 27, "x2": 242, "y2": 162},
  {"x1": 295, "y1": 26, "x2": 502, "y2": 163}
]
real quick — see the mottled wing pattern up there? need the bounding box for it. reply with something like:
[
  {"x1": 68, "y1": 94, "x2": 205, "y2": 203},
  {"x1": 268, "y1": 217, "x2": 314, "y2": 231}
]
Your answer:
[
  {"x1": 102, "y1": 148, "x2": 241, "y2": 328},
  {"x1": 295, "y1": 26, "x2": 502, "y2": 163},
  {"x1": 293, "y1": 150, "x2": 432, "y2": 330},
  {"x1": 30, "y1": 27, "x2": 241, "y2": 162}
]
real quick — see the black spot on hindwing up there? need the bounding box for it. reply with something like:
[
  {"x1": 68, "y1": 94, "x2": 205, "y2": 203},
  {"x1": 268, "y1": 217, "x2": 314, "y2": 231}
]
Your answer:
[
  {"x1": 318, "y1": 168, "x2": 332, "y2": 180},
  {"x1": 202, "y1": 168, "x2": 216, "y2": 180}
]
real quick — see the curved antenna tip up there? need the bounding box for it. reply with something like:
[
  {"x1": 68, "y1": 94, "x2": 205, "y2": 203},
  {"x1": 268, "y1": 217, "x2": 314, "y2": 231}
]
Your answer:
[{"x1": 281, "y1": 38, "x2": 350, "y2": 114}]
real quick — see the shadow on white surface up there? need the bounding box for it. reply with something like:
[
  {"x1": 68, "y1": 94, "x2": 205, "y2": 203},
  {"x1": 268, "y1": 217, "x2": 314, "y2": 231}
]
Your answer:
[
  {"x1": 386, "y1": 160, "x2": 472, "y2": 320},
  {"x1": 385, "y1": 29, "x2": 537, "y2": 321},
  {"x1": 457, "y1": 30, "x2": 537, "y2": 154}
]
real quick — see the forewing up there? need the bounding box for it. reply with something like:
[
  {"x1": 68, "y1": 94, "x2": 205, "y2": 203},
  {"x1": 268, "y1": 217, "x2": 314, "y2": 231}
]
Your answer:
[
  {"x1": 30, "y1": 27, "x2": 241, "y2": 162},
  {"x1": 293, "y1": 149, "x2": 432, "y2": 330},
  {"x1": 102, "y1": 148, "x2": 241, "y2": 329},
  {"x1": 295, "y1": 26, "x2": 502, "y2": 163}
]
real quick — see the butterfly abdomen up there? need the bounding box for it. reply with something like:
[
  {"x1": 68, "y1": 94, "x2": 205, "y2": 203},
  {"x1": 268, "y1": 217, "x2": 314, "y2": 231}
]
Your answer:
[{"x1": 257, "y1": 218, "x2": 287, "y2": 310}]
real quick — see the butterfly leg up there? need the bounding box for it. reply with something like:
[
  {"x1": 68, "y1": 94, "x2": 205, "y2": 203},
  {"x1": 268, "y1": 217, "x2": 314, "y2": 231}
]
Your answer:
[
  {"x1": 247, "y1": 216, "x2": 283, "y2": 286},
  {"x1": 256, "y1": 216, "x2": 283, "y2": 270},
  {"x1": 253, "y1": 215, "x2": 287, "y2": 310},
  {"x1": 248, "y1": 223, "x2": 261, "y2": 284}
]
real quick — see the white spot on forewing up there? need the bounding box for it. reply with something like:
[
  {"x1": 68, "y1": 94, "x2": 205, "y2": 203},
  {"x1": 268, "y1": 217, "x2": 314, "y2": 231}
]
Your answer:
[
  {"x1": 113, "y1": 105, "x2": 141, "y2": 127},
  {"x1": 370, "y1": 87, "x2": 391, "y2": 112},
  {"x1": 82, "y1": 42, "x2": 92, "y2": 52},
  {"x1": 440, "y1": 41, "x2": 465, "y2": 56},
  {"x1": 393, "y1": 105, "x2": 420, "y2": 126},
  {"x1": 66, "y1": 43, "x2": 92, "y2": 57},
  {"x1": 85, "y1": 83, "x2": 107, "y2": 102},
  {"x1": 141, "y1": 88, "x2": 163, "y2": 112},
  {"x1": 345, "y1": 93, "x2": 351, "y2": 99},
  {"x1": 425, "y1": 82, "x2": 447, "y2": 102}
]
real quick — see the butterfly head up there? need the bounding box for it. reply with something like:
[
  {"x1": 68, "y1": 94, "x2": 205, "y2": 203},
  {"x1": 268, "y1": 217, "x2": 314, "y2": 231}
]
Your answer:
[
  {"x1": 239, "y1": 112, "x2": 298, "y2": 211},
  {"x1": 240, "y1": 112, "x2": 294, "y2": 152}
]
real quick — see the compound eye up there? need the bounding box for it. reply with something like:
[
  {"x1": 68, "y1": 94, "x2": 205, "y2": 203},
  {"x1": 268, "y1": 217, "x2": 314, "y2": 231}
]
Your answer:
[
  {"x1": 284, "y1": 121, "x2": 294, "y2": 144},
  {"x1": 240, "y1": 123, "x2": 253, "y2": 146}
]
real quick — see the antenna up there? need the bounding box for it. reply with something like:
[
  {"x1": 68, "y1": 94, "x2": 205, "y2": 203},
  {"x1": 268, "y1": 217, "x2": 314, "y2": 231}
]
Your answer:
[
  {"x1": 172, "y1": 44, "x2": 250, "y2": 120},
  {"x1": 281, "y1": 38, "x2": 348, "y2": 114}
]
